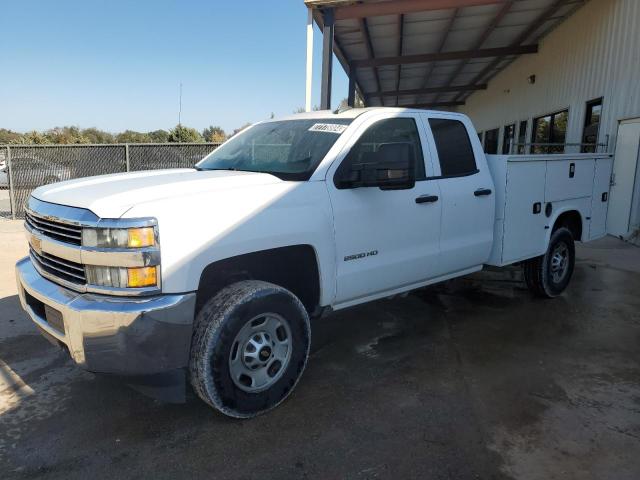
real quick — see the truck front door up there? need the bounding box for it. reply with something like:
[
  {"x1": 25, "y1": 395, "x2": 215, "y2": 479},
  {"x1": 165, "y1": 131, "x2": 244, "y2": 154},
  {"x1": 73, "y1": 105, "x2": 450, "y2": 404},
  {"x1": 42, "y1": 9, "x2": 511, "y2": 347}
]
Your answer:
[{"x1": 327, "y1": 113, "x2": 442, "y2": 307}]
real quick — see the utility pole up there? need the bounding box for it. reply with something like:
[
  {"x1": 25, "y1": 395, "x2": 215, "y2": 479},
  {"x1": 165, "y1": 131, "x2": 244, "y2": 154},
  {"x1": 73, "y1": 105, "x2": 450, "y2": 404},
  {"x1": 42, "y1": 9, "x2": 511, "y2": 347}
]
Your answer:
[{"x1": 178, "y1": 82, "x2": 183, "y2": 142}]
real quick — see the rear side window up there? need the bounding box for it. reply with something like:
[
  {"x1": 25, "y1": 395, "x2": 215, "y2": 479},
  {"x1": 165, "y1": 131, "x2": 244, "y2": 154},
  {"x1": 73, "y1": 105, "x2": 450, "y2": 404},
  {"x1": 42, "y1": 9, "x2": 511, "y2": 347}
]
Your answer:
[
  {"x1": 429, "y1": 118, "x2": 478, "y2": 177},
  {"x1": 337, "y1": 117, "x2": 426, "y2": 181}
]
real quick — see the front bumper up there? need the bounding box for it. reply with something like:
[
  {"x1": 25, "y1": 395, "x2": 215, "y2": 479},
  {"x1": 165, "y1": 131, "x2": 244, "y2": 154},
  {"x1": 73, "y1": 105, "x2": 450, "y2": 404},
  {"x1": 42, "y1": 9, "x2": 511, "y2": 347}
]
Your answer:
[{"x1": 16, "y1": 256, "x2": 196, "y2": 376}]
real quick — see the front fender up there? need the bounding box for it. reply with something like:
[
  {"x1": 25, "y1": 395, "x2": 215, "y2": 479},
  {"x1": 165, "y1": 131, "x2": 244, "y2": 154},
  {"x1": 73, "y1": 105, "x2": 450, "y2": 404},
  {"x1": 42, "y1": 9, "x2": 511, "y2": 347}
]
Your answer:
[{"x1": 122, "y1": 181, "x2": 337, "y2": 306}]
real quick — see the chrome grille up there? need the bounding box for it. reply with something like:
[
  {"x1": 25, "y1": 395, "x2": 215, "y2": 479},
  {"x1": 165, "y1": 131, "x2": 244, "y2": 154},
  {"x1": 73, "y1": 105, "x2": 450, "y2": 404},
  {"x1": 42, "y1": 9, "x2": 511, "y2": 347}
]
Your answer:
[
  {"x1": 25, "y1": 210, "x2": 82, "y2": 245},
  {"x1": 30, "y1": 247, "x2": 86, "y2": 285}
]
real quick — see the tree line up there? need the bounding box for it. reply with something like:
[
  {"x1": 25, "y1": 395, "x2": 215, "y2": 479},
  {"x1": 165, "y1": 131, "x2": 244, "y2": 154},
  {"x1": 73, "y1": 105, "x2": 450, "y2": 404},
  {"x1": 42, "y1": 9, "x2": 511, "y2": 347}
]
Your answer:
[
  {"x1": 1, "y1": 98, "x2": 362, "y2": 145},
  {"x1": 0, "y1": 123, "x2": 251, "y2": 145}
]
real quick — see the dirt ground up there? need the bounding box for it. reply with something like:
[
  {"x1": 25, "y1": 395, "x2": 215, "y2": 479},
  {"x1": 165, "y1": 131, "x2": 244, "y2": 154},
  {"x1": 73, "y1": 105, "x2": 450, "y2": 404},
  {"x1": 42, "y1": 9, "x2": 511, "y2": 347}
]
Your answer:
[{"x1": 1, "y1": 219, "x2": 639, "y2": 479}]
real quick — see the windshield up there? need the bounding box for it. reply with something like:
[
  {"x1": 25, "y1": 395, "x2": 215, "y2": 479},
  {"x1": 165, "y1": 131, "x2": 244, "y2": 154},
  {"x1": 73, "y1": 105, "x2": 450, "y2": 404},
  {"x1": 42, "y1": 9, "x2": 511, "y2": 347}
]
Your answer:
[{"x1": 195, "y1": 119, "x2": 353, "y2": 180}]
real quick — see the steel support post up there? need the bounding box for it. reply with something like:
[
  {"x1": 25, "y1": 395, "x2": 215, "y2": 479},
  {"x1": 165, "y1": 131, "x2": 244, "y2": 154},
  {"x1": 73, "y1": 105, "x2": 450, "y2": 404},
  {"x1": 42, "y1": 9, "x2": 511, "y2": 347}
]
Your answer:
[{"x1": 320, "y1": 8, "x2": 334, "y2": 110}]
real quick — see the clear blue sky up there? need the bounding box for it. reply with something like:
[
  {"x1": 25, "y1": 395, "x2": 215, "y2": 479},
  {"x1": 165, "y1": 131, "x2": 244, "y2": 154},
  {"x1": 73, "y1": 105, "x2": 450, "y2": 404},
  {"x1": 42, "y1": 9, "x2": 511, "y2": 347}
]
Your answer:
[{"x1": 1, "y1": 0, "x2": 349, "y2": 134}]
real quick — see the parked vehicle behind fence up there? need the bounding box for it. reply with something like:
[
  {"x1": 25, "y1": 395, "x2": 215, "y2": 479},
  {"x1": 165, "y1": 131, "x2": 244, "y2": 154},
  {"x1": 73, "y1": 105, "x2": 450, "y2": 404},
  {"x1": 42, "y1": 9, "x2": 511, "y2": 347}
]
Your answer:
[
  {"x1": 0, "y1": 160, "x2": 7, "y2": 189},
  {"x1": 15, "y1": 107, "x2": 613, "y2": 418}
]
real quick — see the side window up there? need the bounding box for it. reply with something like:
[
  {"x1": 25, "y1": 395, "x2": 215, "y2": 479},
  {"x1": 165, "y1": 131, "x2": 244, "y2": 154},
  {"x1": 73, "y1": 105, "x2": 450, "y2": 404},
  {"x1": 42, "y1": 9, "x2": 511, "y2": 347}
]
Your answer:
[
  {"x1": 502, "y1": 123, "x2": 515, "y2": 154},
  {"x1": 336, "y1": 117, "x2": 426, "y2": 182},
  {"x1": 532, "y1": 109, "x2": 568, "y2": 153},
  {"x1": 429, "y1": 118, "x2": 478, "y2": 177},
  {"x1": 582, "y1": 98, "x2": 602, "y2": 153},
  {"x1": 517, "y1": 120, "x2": 528, "y2": 154},
  {"x1": 483, "y1": 128, "x2": 499, "y2": 154}
]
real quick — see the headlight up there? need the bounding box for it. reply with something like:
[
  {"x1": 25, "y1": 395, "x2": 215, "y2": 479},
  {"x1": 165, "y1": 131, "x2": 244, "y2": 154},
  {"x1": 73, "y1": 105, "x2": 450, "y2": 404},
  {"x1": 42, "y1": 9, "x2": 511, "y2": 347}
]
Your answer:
[
  {"x1": 86, "y1": 265, "x2": 158, "y2": 288},
  {"x1": 82, "y1": 227, "x2": 155, "y2": 248}
]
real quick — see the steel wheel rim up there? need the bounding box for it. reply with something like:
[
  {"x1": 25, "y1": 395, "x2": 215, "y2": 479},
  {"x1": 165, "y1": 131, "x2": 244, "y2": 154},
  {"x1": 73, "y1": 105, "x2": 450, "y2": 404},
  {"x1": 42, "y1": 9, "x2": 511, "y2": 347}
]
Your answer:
[
  {"x1": 550, "y1": 242, "x2": 570, "y2": 283},
  {"x1": 229, "y1": 313, "x2": 293, "y2": 393}
]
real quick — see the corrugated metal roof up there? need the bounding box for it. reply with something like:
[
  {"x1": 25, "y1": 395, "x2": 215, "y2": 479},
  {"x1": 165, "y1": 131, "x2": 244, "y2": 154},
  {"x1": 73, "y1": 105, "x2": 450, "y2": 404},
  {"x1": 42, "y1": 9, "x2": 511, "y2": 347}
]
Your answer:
[{"x1": 307, "y1": 0, "x2": 587, "y2": 108}]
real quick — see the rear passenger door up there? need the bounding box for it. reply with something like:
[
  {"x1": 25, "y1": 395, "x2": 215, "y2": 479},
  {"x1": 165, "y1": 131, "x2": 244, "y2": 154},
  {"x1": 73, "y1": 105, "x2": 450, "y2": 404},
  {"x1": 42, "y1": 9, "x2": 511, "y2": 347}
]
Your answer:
[{"x1": 420, "y1": 114, "x2": 495, "y2": 276}]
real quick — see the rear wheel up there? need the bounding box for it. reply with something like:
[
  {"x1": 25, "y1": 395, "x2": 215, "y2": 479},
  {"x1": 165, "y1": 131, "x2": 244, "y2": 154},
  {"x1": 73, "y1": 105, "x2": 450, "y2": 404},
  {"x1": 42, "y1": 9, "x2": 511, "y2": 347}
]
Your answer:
[
  {"x1": 523, "y1": 227, "x2": 575, "y2": 298},
  {"x1": 189, "y1": 280, "x2": 311, "y2": 418}
]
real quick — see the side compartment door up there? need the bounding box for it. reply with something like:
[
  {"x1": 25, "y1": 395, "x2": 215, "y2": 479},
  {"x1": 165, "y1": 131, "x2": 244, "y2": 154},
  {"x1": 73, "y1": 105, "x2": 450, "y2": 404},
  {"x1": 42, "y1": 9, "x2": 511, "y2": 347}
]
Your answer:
[
  {"x1": 420, "y1": 114, "x2": 495, "y2": 276},
  {"x1": 327, "y1": 113, "x2": 442, "y2": 305},
  {"x1": 502, "y1": 161, "x2": 548, "y2": 263}
]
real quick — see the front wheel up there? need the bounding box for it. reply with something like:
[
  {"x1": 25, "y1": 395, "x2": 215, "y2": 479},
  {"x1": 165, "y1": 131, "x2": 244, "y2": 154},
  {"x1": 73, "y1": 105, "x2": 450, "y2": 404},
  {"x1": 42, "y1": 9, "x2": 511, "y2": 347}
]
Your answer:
[
  {"x1": 189, "y1": 280, "x2": 311, "y2": 418},
  {"x1": 523, "y1": 227, "x2": 575, "y2": 298}
]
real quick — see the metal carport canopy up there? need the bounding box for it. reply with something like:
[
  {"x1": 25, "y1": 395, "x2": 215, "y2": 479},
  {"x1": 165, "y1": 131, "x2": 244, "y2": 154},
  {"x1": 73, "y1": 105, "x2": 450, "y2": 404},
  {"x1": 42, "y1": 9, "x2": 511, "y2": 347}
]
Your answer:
[{"x1": 304, "y1": 0, "x2": 586, "y2": 110}]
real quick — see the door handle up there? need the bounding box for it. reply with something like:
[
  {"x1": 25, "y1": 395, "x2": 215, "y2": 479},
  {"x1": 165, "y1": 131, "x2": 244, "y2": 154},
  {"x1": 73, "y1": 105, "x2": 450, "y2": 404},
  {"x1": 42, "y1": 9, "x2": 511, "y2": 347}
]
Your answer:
[
  {"x1": 415, "y1": 194, "x2": 439, "y2": 204},
  {"x1": 474, "y1": 188, "x2": 492, "y2": 196}
]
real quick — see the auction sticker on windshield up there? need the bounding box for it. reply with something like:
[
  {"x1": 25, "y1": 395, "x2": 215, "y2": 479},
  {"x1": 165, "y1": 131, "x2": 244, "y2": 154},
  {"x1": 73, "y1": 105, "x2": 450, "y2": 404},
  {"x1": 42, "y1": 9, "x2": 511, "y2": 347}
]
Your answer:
[{"x1": 308, "y1": 123, "x2": 348, "y2": 134}]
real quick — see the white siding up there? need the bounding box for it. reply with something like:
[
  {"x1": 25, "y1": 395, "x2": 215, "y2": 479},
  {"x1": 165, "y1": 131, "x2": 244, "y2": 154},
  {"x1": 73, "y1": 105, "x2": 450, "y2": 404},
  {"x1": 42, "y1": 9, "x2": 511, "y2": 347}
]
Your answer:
[{"x1": 459, "y1": 0, "x2": 640, "y2": 154}]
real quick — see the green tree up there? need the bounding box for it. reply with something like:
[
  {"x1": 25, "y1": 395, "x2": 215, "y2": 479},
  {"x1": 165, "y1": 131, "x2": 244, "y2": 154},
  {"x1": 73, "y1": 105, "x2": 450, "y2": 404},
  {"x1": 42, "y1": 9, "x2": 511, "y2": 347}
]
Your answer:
[
  {"x1": 148, "y1": 129, "x2": 170, "y2": 143},
  {"x1": 230, "y1": 123, "x2": 252, "y2": 137},
  {"x1": 337, "y1": 94, "x2": 364, "y2": 110},
  {"x1": 22, "y1": 130, "x2": 49, "y2": 144},
  {"x1": 0, "y1": 129, "x2": 23, "y2": 144},
  {"x1": 293, "y1": 105, "x2": 321, "y2": 113},
  {"x1": 45, "y1": 126, "x2": 90, "y2": 144},
  {"x1": 82, "y1": 128, "x2": 115, "y2": 144},
  {"x1": 115, "y1": 130, "x2": 152, "y2": 143},
  {"x1": 167, "y1": 125, "x2": 203, "y2": 143},
  {"x1": 202, "y1": 125, "x2": 226, "y2": 143}
]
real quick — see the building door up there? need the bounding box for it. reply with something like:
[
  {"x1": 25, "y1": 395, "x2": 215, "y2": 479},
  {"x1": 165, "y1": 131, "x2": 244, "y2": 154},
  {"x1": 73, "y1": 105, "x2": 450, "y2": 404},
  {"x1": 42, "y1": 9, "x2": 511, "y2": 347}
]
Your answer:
[{"x1": 607, "y1": 119, "x2": 640, "y2": 237}]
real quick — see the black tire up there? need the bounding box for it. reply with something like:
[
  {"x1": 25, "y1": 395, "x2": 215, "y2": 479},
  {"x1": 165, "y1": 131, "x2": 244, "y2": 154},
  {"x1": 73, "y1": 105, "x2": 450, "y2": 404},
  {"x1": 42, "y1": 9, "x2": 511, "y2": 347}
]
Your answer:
[
  {"x1": 523, "y1": 227, "x2": 575, "y2": 298},
  {"x1": 189, "y1": 280, "x2": 311, "y2": 418}
]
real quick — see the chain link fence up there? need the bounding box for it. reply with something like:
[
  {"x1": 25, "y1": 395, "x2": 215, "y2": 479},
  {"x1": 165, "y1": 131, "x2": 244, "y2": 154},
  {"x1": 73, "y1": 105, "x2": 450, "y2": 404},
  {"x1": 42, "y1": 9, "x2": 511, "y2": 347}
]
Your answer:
[{"x1": 0, "y1": 143, "x2": 220, "y2": 219}]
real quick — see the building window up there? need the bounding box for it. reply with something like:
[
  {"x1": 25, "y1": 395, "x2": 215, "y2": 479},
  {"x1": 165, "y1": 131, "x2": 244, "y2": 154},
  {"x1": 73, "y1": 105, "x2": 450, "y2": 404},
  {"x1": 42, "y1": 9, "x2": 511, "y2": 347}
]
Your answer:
[
  {"x1": 532, "y1": 109, "x2": 568, "y2": 153},
  {"x1": 517, "y1": 120, "x2": 528, "y2": 154},
  {"x1": 582, "y1": 98, "x2": 602, "y2": 153},
  {"x1": 429, "y1": 119, "x2": 478, "y2": 177},
  {"x1": 502, "y1": 124, "x2": 515, "y2": 154},
  {"x1": 484, "y1": 128, "x2": 499, "y2": 154}
]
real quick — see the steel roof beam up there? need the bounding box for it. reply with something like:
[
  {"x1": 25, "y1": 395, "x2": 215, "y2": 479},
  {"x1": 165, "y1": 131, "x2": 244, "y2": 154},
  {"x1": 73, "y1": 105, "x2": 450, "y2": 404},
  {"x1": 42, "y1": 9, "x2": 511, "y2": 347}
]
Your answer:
[
  {"x1": 373, "y1": 84, "x2": 487, "y2": 98},
  {"x1": 454, "y1": 0, "x2": 572, "y2": 102},
  {"x1": 434, "y1": 0, "x2": 514, "y2": 104},
  {"x1": 418, "y1": 7, "x2": 459, "y2": 105},
  {"x1": 400, "y1": 101, "x2": 466, "y2": 108},
  {"x1": 333, "y1": 0, "x2": 504, "y2": 20},
  {"x1": 394, "y1": 14, "x2": 405, "y2": 106},
  {"x1": 351, "y1": 45, "x2": 538, "y2": 68},
  {"x1": 358, "y1": 18, "x2": 382, "y2": 103}
]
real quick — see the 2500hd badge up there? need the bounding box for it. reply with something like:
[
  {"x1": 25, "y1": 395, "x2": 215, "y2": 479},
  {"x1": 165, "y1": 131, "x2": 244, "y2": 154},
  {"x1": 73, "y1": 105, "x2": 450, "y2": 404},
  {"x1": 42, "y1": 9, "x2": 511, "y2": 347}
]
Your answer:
[{"x1": 344, "y1": 250, "x2": 378, "y2": 262}]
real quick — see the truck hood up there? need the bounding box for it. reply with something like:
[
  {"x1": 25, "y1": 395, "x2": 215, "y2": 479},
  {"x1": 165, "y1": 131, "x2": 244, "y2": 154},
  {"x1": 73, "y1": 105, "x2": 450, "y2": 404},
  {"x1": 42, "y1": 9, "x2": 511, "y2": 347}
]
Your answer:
[{"x1": 31, "y1": 169, "x2": 284, "y2": 218}]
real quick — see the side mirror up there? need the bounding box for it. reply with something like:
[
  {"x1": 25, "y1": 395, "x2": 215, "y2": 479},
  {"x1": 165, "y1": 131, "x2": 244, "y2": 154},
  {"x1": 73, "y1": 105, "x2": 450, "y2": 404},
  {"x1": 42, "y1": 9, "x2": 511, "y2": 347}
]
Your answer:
[{"x1": 340, "y1": 143, "x2": 416, "y2": 190}]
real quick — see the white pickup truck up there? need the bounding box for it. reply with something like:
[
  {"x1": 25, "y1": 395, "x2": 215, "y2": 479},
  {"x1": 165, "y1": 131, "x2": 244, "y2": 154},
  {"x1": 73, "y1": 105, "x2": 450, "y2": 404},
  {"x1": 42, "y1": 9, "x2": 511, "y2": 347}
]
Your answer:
[{"x1": 16, "y1": 107, "x2": 613, "y2": 418}]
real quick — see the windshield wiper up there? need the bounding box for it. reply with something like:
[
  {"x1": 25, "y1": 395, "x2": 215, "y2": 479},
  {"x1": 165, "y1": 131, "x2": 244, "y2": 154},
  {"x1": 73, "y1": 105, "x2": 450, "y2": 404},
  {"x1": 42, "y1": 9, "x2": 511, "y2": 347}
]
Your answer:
[{"x1": 195, "y1": 166, "x2": 254, "y2": 173}]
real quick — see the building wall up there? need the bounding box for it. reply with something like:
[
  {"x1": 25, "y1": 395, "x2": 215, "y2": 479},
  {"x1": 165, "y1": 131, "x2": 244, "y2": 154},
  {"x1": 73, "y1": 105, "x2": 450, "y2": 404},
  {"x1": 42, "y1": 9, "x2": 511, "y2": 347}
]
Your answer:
[{"x1": 459, "y1": 0, "x2": 640, "y2": 154}]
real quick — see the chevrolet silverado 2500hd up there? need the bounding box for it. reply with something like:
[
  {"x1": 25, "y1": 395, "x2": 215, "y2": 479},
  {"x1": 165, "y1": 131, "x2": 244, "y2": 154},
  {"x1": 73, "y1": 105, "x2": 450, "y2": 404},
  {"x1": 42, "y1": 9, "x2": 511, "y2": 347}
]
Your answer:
[{"x1": 16, "y1": 108, "x2": 613, "y2": 417}]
